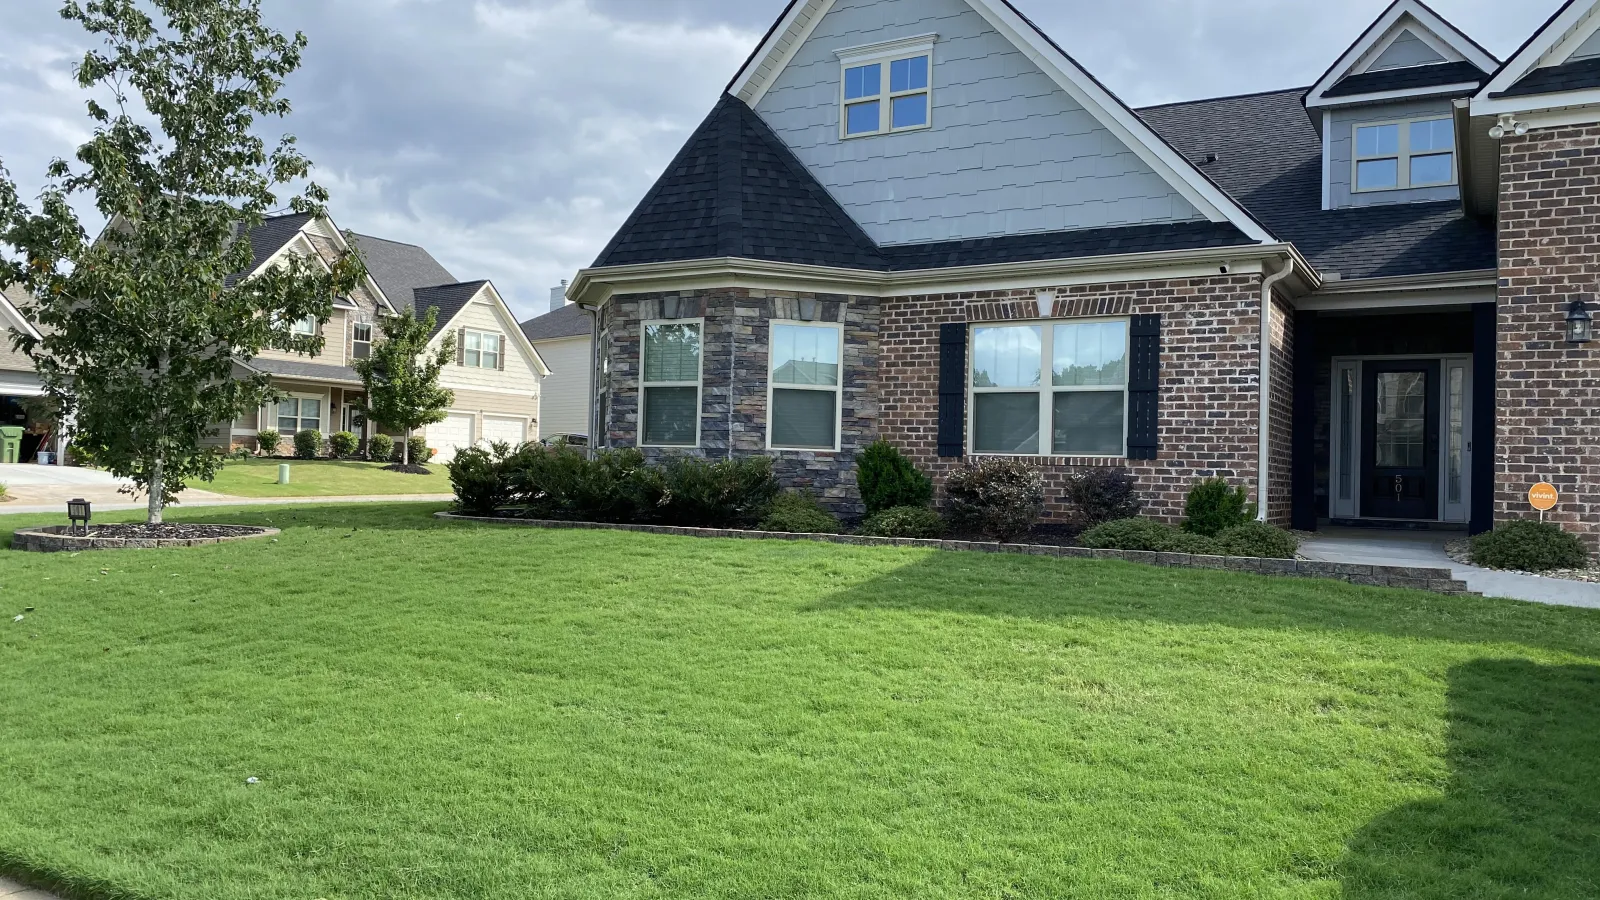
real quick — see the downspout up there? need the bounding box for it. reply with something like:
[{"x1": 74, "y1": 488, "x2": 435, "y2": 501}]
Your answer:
[{"x1": 1258, "y1": 257, "x2": 1295, "y2": 522}]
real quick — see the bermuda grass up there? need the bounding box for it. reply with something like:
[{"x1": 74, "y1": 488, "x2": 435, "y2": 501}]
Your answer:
[
  {"x1": 1, "y1": 503, "x2": 1597, "y2": 899},
  {"x1": 203, "y1": 458, "x2": 449, "y2": 497}
]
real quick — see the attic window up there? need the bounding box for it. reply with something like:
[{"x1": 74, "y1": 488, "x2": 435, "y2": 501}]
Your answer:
[
  {"x1": 836, "y1": 35, "x2": 936, "y2": 139},
  {"x1": 1354, "y1": 117, "x2": 1455, "y2": 192}
]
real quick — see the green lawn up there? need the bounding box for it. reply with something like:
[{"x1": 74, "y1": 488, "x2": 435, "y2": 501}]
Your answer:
[
  {"x1": 202, "y1": 457, "x2": 450, "y2": 497},
  {"x1": 1, "y1": 503, "x2": 1597, "y2": 900}
]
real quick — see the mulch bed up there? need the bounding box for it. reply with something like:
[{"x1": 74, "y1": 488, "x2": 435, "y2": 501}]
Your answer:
[
  {"x1": 1444, "y1": 538, "x2": 1600, "y2": 584},
  {"x1": 381, "y1": 464, "x2": 433, "y2": 475},
  {"x1": 74, "y1": 524, "x2": 270, "y2": 540}
]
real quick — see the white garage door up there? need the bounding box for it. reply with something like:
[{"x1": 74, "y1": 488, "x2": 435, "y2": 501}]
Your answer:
[
  {"x1": 480, "y1": 415, "x2": 528, "y2": 448},
  {"x1": 428, "y1": 413, "x2": 475, "y2": 464}
]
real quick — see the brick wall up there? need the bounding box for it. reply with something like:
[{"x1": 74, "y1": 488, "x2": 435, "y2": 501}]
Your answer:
[
  {"x1": 1497, "y1": 125, "x2": 1600, "y2": 546},
  {"x1": 598, "y1": 274, "x2": 1285, "y2": 525},
  {"x1": 880, "y1": 274, "x2": 1282, "y2": 524}
]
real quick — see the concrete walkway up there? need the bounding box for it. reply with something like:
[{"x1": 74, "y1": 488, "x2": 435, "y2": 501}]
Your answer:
[
  {"x1": 1299, "y1": 527, "x2": 1600, "y2": 609},
  {"x1": 0, "y1": 876, "x2": 59, "y2": 899},
  {"x1": 0, "y1": 463, "x2": 235, "y2": 509},
  {"x1": 0, "y1": 493, "x2": 452, "y2": 516}
]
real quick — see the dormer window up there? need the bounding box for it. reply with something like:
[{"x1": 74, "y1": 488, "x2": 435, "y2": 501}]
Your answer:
[
  {"x1": 1354, "y1": 116, "x2": 1456, "y2": 192},
  {"x1": 836, "y1": 35, "x2": 936, "y2": 139}
]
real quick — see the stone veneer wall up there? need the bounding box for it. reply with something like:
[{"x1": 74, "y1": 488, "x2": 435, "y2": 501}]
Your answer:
[
  {"x1": 598, "y1": 274, "x2": 1286, "y2": 525},
  {"x1": 599, "y1": 288, "x2": 879, "y2": 515},
  {"x1": 1497, "y1": 125, "x2": 1600, "y2": 547},
  {"x1": 879, "y1": 274, "x2": 1280, "y2": 524}
]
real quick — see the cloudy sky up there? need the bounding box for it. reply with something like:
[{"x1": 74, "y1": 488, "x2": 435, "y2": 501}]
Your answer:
[{"x1": 0, "y1": 0, "x2": 1556, "y2": 319}]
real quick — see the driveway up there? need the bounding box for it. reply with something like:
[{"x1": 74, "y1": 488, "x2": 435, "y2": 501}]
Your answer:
[
  {"x1": 0, "y1": 464, "x2": 232, "y2": 509},
  {"x1": 1300, "y1": 527, "x2": 1600, "y2": 609}
]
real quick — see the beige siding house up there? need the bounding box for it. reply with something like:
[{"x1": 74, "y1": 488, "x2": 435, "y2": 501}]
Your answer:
[{"x1": 519, "y1": 303, "x2": 593, "y2": 439}]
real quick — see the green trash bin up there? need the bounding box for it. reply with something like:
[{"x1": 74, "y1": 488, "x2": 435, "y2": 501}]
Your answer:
[{"x1": 0, "y1": 426, "x2": 22, "y2": 465}]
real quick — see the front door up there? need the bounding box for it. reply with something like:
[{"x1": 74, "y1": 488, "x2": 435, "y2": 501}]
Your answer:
[{"x1": 1361, "y1": 360, "x2": 1440, "y2": 520}]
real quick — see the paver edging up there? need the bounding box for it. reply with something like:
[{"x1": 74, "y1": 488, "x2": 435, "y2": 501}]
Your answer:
[
  {"x1": 435, "y1": 513, "x2": 1478, "y2": 596},
  {"x1": 11, "y1": 525, "x2": 280, "y2": 553}
]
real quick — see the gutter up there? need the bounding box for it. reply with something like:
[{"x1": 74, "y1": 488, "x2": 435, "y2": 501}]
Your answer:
[{"x1": 1257, "y1": 258, "x2": 1296, "y2": 523}]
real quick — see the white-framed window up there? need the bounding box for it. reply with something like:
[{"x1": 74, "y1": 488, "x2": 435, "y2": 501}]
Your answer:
[
  {"x1": 767, "y1": 321, "x2": 843, "y2": 452},
  {"x1": 352, "y1": 318, "x2": 373, "y2": 360},
  {"x1": 290, "y1": 315, "x2": 317, "y2": 336},
  {"x1": 968, "y1": 318, "x2": 1129, "y2": 457},
  {"x1": 462, "y1": 330, "x2": 502, "y2": 369},
  {"x1": 838, "y1": 36, "x2": 935, "y2": 139},
  {"x1": 640, "y1": 319, "x2": 702, "y2": 447},
  {"x1": 276, "y1": 395, "x2": 322, "y2": 434},
  {"x1": 1353, "y1": 116, "x2": 1455, "y2": 192}
]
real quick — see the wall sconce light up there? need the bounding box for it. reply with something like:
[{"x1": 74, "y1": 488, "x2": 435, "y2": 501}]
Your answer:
[
  {"x1": 1035, "y1": 291, "x2": 1054, "y2": 319},
  {"x1": 1488, "y1": 114, "x2": 1529, "y2": 139},
  {"x1": 1568, "y1": 298, "x2": 1593, "y2": 344}
]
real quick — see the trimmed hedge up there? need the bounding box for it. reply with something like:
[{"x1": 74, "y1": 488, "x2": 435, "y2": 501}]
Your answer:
[
  {"x1": 1214, "y1": 521, "x2": 1299, "y2": 560},
  {"x1": 256, "y1": 429, "x2": 281, "y2": 456},
  {"x1": 1062, "y1": 468, "x2": 1142, "y2": 531},
  {"x1": 293, "y1": 429, "x2": 321, "y2": 460},
  {"x1": 859, "y1": 506, "x2": 947, "y2": 539},
  {"x1": 367, "y1": 434, "x2": 394, "y2": 462},
  {"x1": 946, "y1": 459, "x2": 1045, "y2": 541},
  {"x1": 759, "y1": 491, "x2": 841, "y2": 535},
  {"x1": 1471, "y1": 520, "x2": 1589, "y2": 572},
  {"x1": 856, "y1": 440, "x2": 933, "y2": 515},
  {"x1": 1183, "y1": 477, "x2": 1252, "y2": 536},
  {"x1": 328, "y1": 431, "x2": 359, "y2": 459}
]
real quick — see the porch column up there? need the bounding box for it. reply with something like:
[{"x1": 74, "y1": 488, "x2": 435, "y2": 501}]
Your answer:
[
  {"x1": 1291, "y1": 310, "x2": 1318, "y2": 531},
  {"x1": 1471, "y1": 302, "x2": 1496, "y2": 535}
]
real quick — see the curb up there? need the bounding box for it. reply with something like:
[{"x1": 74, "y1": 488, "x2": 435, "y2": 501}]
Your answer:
[{"x1": 434, "y1": 513, "x2": 1478, "y2": 596}]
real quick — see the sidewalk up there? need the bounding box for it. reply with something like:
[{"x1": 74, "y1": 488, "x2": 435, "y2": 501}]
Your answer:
[
  {"x1": 1299, "y1": 528, "x2": 1600, "y2": 609},
  {"x1": 0, "y1": 876, "x2": 59, "y2": 899}
]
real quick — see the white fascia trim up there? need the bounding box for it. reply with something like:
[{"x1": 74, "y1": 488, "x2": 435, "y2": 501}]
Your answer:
[
  {"x1": 1298, "y1": 268, "x2": 1496, "y2": 310},
  {"x1": 569, "y1": 244, "x2": 1317, "y2": 307},
  {"x1": 959, "y1": 0, "x2": 1272, "y2": 242},
  {"x1": 834, "y1": 33, "x2": 938, "y2": 63},
  {"x1": 0, "y1": 292, "x2": 42, "y2": 341},
  {"x1": 1473, "y1": 87, "x2": 1600, "y2": 121},
  {"x1": 732, "y1": 0, "x2": 838, "y2": 108},
  {"x1": 1477, "y1": 0, "x2": 1593, "y2": 106},
  {"x1": 1305, "y1": 82, "x2": 1484, "y2": 109},
  {"x1": 431, "y1": 282, "x2": 551, "y2": 377},
  {"x1": 244, "y1": 215, "x2": 399, "y2": 316},
  {"x1": 1308, "y1": 0, "x2": 1499, "y2": 106}
]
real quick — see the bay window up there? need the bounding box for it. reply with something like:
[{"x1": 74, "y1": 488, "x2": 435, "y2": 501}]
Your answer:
[
  {"x1": 768, "y1": 322, "x2": 843, "y2": 451},
  {"x1": 640, "y1": 320, "x2": 702, "y2": 447},
  {"x1": 969, "y1": 319, "x2": 1129, "y2": 457}
]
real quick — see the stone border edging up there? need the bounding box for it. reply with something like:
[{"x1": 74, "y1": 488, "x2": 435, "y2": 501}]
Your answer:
[
  {"x1": 435, "y1": 513, "x2": 1477, "y2": 596},
  {"x1": 12, "y1": 525, "x2": 280, "y2": 552}
]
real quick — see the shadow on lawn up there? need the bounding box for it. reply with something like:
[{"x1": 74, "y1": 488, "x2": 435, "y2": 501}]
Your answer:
[
  {"x1": 808, "y1": 550, "x2": 1600, "y2": 658},
  {"x1": 1338, "y1": 658, "x2": 1600, "y2": 899}
]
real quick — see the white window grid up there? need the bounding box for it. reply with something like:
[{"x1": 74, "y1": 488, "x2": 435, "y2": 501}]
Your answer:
[
  {"x1": 967, "y1": 317, "x2": 1131, "y2": 459},
  {"x1": 766, "y1": 320, "x2": 845, "y2": 452},
  {"x1": 1352, "y1": 116, "x2": 1456, "y2": 193},
  {"x1": 837, "y1": 38, "x2": 935, "y2": 140},
  {"x1": 276, "y1": 394, "x2": 323, "y2": 434},
  {"x1": 639, "y1": 318, "x2": 704, "y2": 449},
  {"x1": 463, "y1": 329, "x2": 502, "y2": 369}
]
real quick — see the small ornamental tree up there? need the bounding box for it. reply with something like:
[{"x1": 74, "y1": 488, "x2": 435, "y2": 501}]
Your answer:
[
  {"x1": 0, "y1": 0, "x2": 362, "y2": 524},
  {"x1": 352, "y1": 308, "x2": 454, "y2": 469}
]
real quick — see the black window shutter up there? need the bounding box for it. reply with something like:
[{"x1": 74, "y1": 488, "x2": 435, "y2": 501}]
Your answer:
[
  {"x1": 937, "y1": 322, "x2": 967, "y2": 458},
  {"x1": 1126, "y1": 314, "x2": 1161, "y2": 460}
]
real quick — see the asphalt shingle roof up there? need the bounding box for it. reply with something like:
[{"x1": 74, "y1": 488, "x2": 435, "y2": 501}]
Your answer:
[
  {"x1": 1137, "y1": 87, "x2": 1496, "y2": 279},
  {"x1": 414, "y1": 281, "x2": 489, "y2": 339},
  {"x1": 1323, "y1": 60, "x2": 1488, "y2": 97},
  {"x1": 879, "y1": 221, "x2": 1251, "y2": 271},
  {"x1": 242, "y1": 357, "x2": 364, "y2": 386},
  {"x1": 1491, "y1": 55, "x2": 1600, "y2": 98},
  {"x1": 348, "y1": 233, "x2": 458, "y2": 313},
  {"x1": 244, "y1": 212, "x2": 314, "y2": 272},
  {"x1": 520, "y1": 303, "x2": 592, "y2": 342}
]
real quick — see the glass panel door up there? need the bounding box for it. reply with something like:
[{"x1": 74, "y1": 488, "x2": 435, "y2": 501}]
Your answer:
[
  {"x1": 1330, "y1": 361, "x2": 1359, "y2": 519},
  {"x1": 1441, "y1": 357, "x2": 1472, "y2": 523},
  {"x1": 1361, "y1": 360, "x2": 1441, "y2": 520}
]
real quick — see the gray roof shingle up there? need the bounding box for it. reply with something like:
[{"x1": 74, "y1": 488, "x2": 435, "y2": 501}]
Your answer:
[
  {"x1": 1324, "y1": 60, "x2": 1488, "y2": 97},
  {"x1": 241, "y1": 357, "x2": 364, "y2": 386},
  {"x1": 1137, "y1": 87, "x2": 1496, "y2": 279},
  {"x1": 414, "y1": 281, "x2": 489, "y2": 338},
  {"x1": 348, "y1": 233, "x2": 458, "y2": 313},
  {"x1": 1491, "y1": 55, "x2": 1600, "y2": 98},
  {"x1": 520, "y1": 303, "x2": 592, "y2": 342}
]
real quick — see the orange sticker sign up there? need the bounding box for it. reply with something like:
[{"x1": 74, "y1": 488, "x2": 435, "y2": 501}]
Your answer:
[{"x1": 1529, "y1": 482, "x2": 1559, "y2": 512}]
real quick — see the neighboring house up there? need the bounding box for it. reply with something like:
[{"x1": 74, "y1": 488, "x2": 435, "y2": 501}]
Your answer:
[
  {"x1": 519, "y1": 302, "x2": 594, "y2": 439},
  {"x1": 567, "y1": 0, "x2": 1600, "y2": 548},
  {"x1": 222, "y1": 214, "x2": 548, "y2": 463},
  {"x1": 0, "y1": 283, "x2": 54, "y2": 458}
]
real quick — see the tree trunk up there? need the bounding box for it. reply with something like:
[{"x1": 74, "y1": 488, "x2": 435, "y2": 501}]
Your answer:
[
  {"x1": 403, "y1": 427, "x2": 411, "y2": 466},
  {"x1": 147, "y1": 457, "x2": 165, "y2": 525}
]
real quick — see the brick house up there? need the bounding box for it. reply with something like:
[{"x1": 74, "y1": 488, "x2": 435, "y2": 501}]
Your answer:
[{"x1": 567, "y1": 0, "x2": 1600, "y2": 544}]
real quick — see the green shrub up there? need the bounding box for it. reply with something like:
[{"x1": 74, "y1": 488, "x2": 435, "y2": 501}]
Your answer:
[
  {"x1": 1183, "y1": 477, "x2": 1252, "y2": 536},
  {"x1": 226, "y1": 445, "x2": 252, "y2": 461},
  {"x1": 407, "y1": 435, "x2": 431, "y2": 465},
  {"x1": 654, "y1": 456, "x2": 780, "y2": 528},
  {"x1": 1080, "y1": 517, "x2": 1221, "y2": 555},
  {"x1": 507, "y1": 446, "x2": 656, "y2": 523},
  {"x1": 293, "y1": 429, "x2": 322, "y2": 460},
  {"x1": 945, "y1": 459, "x2": 1045, "y2": 542},
  {"x1": 328, "y1": 431, "x2": 359, "y2": 459},
  {"x1": 447, "y1": 442, "x2": 530, "y2": 516},
  {"x1": 256, "y1": 429, "x2": 281, "y2": 456},
  {"x1": 367, "y1": 433, "x2": 394, "y2": 462},
  {"x1": 856, "y1": 439, "x2": 933, "y2": 515},
  {"x1": 1471, "y1": 520, "x2": 1589, "y2": 571},
  {"x1": 759, "y1": 491, "x2": 840, "y2": 534},
  {"x1": 859, "y1": 505, "x2": 946, "y2": 539},
  {"x1": 1215, "y1": 521, "x2": 1299, "y2": 559},
  {"x1": 0, "y1": 482, "x2": 8, "y2": 501},
  {"x1": 1062, "y1": 467, "x2": 1142, "y2": 530}
]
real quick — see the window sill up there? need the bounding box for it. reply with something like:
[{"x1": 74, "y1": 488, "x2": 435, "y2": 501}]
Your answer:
[{"x1": 841, "y1": 123, "x2": 932, "y2": 140}]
